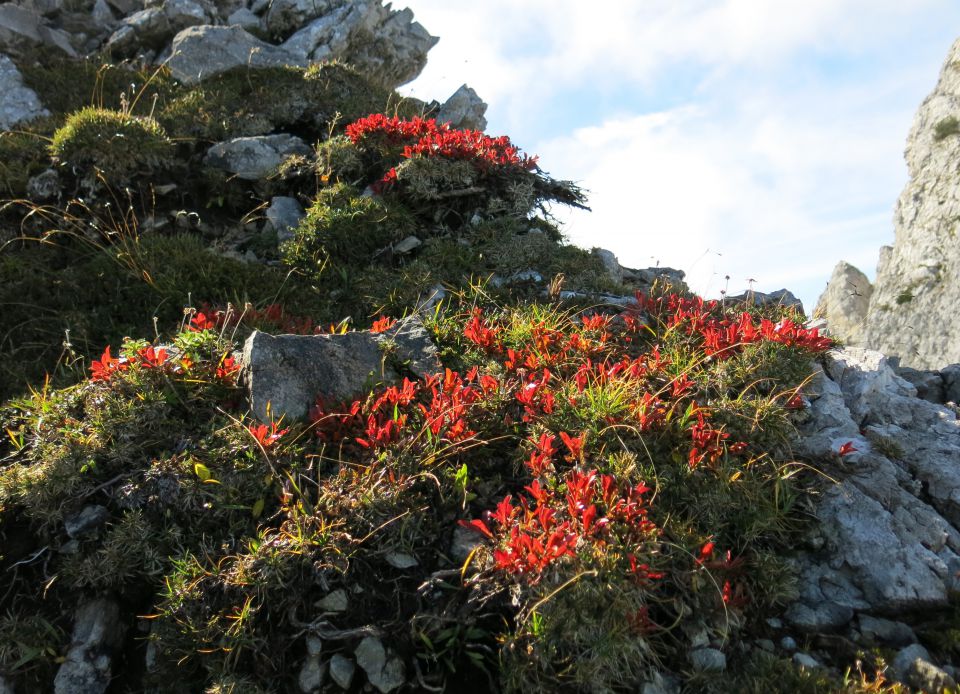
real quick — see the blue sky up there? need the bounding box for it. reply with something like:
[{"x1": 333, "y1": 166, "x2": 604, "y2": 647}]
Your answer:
[{"x1": 400, "y1": 1, "x2": 960, "y2": 312}]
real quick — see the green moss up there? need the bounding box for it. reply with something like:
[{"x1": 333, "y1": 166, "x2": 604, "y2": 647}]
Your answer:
[
  {"x1": 0, "y1": 125, "x2": 52, "y2": 197},
  {"x1": 18, "y1": 50, "x2": 177, "y2": 118},
  {"x1": 0, "y1": 232, "x2": 329, "y2": 400},
  {"x1": 281, "y1": 182, "x2": 417, "y2": 278},
  {"x1": 934, "y1": 116, "x2": 960, "y2": 142},
  {"x1": 158, "y1": 62, "x2": 409, "y2": 142},
  {"x1": 49, "y1": 107, "x2": 174, "y2": 180},
  {"x1": 895, "y1": 290, "x2": 914, "y2": 305}
]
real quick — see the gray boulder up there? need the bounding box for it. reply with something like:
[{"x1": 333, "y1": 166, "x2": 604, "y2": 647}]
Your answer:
[
  {"x1": 241, "y1": 315, "x2": 440, "y2": 422},
  {"x1": 891, "y1": 644, "x2": 957, "y2": 692},
  {"x1": 0, "y1": 52, "x2": 48, "y2": 129},
  {"x1": 815, "y1": 261, "x2": 872, "y2": 344},
  {"x1": 53, "y1": 599, "x2": 126, "y2": 694},
  {"x1": 354, "y1": 637, "x2": 405, "y2": 693},
  {"x1": 437, "y1": 84, "x2": 487, "y2": 131},
  {"x1": 0, "y1": 3, "x2": 76, "y2": 55},
  {"x1": 204, "y1": 134, "x2": 311, "y2": 180},
  {"x1": 166, "y1": 24, "x2": 305, "y2": 84}
]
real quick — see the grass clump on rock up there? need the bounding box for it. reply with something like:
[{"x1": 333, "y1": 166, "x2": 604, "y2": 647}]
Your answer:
[{"x1": 49, "y1": 106, "x2": 174, "y2": 181}]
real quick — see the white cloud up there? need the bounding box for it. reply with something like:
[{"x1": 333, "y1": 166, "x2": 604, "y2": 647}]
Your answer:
[{"x1": 399, "y1": 0, "x2": 960, "y2": 311}]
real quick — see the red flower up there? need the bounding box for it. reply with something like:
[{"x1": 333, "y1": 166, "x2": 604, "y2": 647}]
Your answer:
[
  {"x1": 838, "y1": 441, "x2": 858, "y2": 456},
  {"x1": 136, "y1": 345, "x2": 168, "y2": 369},
  {"x1": 189, "y1": 312, "x2": 217, "y2": 332},
  {"x1": 90, "y1": 346, "x2": 124, "y2": 382},
  {"x1": 370, "y1": 315, "x2": 397, "y2": 333},
  {"x1": 248, "y1": 421, "x2": 288, "y2": 449}
]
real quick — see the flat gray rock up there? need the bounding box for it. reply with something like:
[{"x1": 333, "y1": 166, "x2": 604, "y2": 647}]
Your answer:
[{"x1": 241, "y1": 316, "x2": 440, "y2": 422}]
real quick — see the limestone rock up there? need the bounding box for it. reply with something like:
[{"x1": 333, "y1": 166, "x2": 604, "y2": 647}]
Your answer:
[
  {"x1": 263, "y1": 0, "x2": 336, "y2": 37},
  {"x1": 0, "y1": 3, "x2": 76, "y2": 55},
  {"x1": 166, "y1": 24, "x2": 305, "y2": 84},
  {"x1": 280, "y1": 0, "x2": 436, "y2": 88},
  {"x1": 857, "y1": 37, "x2": 960, "y2": 368},
  {"x1": 53, "y1": 599, "x2": 126, "y2": 694},
  {"x1": 265, "y1": 195, "x2": 305, "y2": 242},
  {"x1": 0, "y1": 52, "x2": 48, "y2": 129},
  {"x1": 437, "y1": 84, "x2": 487, "y2": 131},
  {"x1": 787, "y1": 347, "x2": 960, "y2": 627},
  {"x1": 107, "y1": 0, "x2": 209, "y2": 54},
  {"x1": 240, "y1": 315, "x2": 440, "y2": 421},
  {"x1": 329, "y1": 654, "x2": 356, "y2": 689},
  {"x1": 354, "y1": 636, "x2": 405, "y2": 693},
  {"x1": 814, "y1": 261, "x2": 872, "y2": 343},
  {"x1": 688, "y1": 648, "x2": 726, "y2": 673},
  {"x1": 204, "y1": 134, "x2": 311, "y2": 180}
]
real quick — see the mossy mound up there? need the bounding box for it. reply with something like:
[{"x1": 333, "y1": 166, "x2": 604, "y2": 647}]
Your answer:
[{"x1": 49, "y1": 106, "x2": 174, "y2": 181}]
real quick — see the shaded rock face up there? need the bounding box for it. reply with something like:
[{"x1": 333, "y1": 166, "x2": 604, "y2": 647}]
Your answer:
[
  {"x1": 822, "y1": 38, "x2": 960, "y2": 369},
  {"x1": 241, "y1": 316, "x2": 440, "y2": 421},
  {"x1": 787, "y1": 347, "x2": 960, "y2": 632},
  {"x1": 53, "y1": 598, "x2": 126, "y2": 694}
]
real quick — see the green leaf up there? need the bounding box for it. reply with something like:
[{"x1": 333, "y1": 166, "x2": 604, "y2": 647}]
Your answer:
[
  {"x1": 251, "y1": 498, "x2": 265, "y2": 518},
  {"x1": 194, "y1": 462, "x2": 211, "y2": 481}
]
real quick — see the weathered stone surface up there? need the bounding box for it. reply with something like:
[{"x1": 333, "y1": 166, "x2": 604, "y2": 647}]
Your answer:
[
  {"x1": 354, "y1": 636, "x2": 405, "y2": 693},
  {"x1": 53, "y1": 599, "x2": 126, "y2": 694},
  {"x1": 204, "y1": 134, "x2": 311, "y2": 180},
  {"x1": 263, "y1": 0, "x2": 335, "y2": 37},
  {"x1": 166, "y1": 24, "x2": 305, "y2": 84},
  {"x1": 857, "y1": 615, "x2": 916, "y2": 647},
  {"x1": 0, "y1": 3, "x2": 76, "y2": 55},
  {"x1": 265, "y1": 195, "x2": 305, "y2": 242},
  {"x1": 788, "y1": 347, "x2": 960, "y2": 628},
  {"x1": 894, "y1": 365, "x2": 945, "y2": 403},
  {"x1": 688, "y1": 648, "x2": 726, "y2": 673},
  {"x1": 64, "y1": 504, "x2": 109, "y2": 538},
  {"x1": 107, "y1": 0, "x2": 209, "y2": 53},
  {"x1": 0, "y1": 52, "x2": 48, "y2": 129},
  {"x1": 241, "y1": 316, "x2": 440, "y2": 421},
  {"x1": 842, "y1": 37, "x2": 960, "y2": 369},
  {"x1": 280, "y1": 0, "x2": 436, "y2": 88},
  {"x1": 26, "y1": 168, "x2": 60, "y2": 200},
  {"x1": 329, "y1": 653, "x2": 356, "y2": 690},
  {"x1": 815, "y1": 261, "x2": 872, "y2": 344},
  {"x1": 942, "y1": 363, "x2": 960, "y2": 404},
  {"x1": 892, "y1": 643, "x2": 957, "y2": 692},
  {"x1": 437, "y1": 83, "x2": 487, "y2": 131},
  {"x1": 316, "y1": 588, "x2": 348, "y2": 612}
]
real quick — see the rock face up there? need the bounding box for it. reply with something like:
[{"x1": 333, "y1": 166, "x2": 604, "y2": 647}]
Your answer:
[
  {"x1": 787, "y1": 347, "x2": 960, "y2": 632},
  {"x1": 166, "y1": 24, "x2": 306, "y2": 84},
  {"x1": 241, "y1": 316, "x2": 440, "y2": 421},
  {"x1": 820, "y1": 38, "x2": 960, "y2": 369},
  {"x1": 437, "y1": 84, "x2": 487, "y2": 131}
]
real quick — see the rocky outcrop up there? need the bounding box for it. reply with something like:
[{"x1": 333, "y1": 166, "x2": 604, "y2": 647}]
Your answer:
[
  {"x1": 203, "y1": 133, "x2": 311, "y2": 180},
  {"x1": 819, "y1": 38, "x2": 960, "y2": 369},
  {"x1": 0, "y1": 0, "x2": 435, "y2": 90},
  {"x1": 787, "y1": 347, "x2": 960, "y2": 632}
]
